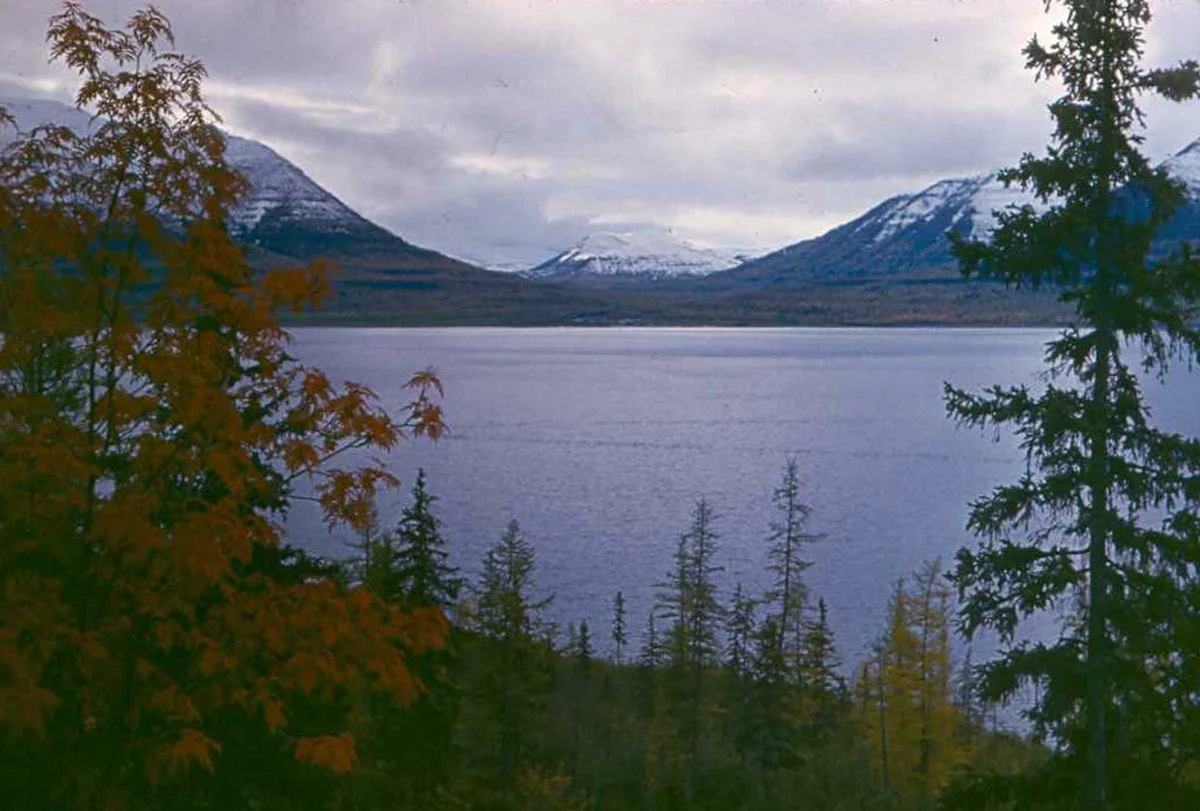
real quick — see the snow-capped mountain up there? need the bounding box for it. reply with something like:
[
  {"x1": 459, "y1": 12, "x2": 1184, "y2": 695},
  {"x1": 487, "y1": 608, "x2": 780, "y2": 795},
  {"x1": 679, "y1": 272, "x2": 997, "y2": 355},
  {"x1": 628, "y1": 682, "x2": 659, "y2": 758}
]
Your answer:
[
  {"x1": 720, "y1": 137, "x2": 1200, "y2": 288},
  {"x1": 0, "y1": 95, "x2": 416, "y2": 260},
  {"x1": 524, "y1": 230, "x2": 742, "y2": 285}
]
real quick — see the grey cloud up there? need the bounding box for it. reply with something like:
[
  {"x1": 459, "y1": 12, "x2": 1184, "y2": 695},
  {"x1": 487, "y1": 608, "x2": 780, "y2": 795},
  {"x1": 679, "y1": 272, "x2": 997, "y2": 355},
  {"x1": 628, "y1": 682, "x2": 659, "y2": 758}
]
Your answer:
[{"x1": 4, "y1": 0, "x2": 1200, "y2": 264}]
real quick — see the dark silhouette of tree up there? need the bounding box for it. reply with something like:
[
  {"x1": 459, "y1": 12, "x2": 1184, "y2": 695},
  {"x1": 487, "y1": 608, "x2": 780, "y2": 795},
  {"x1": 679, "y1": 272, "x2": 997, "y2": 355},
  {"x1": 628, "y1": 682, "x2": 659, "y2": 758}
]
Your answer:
[
  {"x1": 765, "y1": 458, "x2": 821, "y2": 673},
  {"x1": 945, "y1": 2, "x2": 1200, "y2": 806},
  {"x1": 391, "y1": 468, "x2": 462, "y2": 614},
  {"x1": 611, "y1": 591, "x2": 628, "y2": 667},
  {"x1": 467, "y1": 519, "x2": 553, "y2": 808},
  {"x1": 798, "y1": 597, "x2": 844, "y2": 732}
]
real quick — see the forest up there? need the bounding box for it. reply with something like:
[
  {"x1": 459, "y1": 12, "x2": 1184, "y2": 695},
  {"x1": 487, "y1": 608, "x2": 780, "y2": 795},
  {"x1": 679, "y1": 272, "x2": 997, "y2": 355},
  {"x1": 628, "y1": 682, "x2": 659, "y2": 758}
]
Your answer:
[{"x1": 1, "y1": 1, "x2": 1199, "y2": 810}]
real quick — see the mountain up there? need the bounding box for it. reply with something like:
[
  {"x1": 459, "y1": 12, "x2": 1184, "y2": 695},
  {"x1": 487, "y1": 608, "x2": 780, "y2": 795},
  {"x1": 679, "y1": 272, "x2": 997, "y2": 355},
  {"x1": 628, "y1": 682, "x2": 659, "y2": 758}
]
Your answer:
[
  {"x1": 714, "y1": 136, "x2": 1200, "y2": 289},
  {"x1": 0, "y1": 94, "x2": 657, "y2": 324},
  {"x1": 0, "y1": 95, "x2": 429, "y2": 261},
  {"x1": 523, "y1": 230, "x2": 742, "y2": 287}
]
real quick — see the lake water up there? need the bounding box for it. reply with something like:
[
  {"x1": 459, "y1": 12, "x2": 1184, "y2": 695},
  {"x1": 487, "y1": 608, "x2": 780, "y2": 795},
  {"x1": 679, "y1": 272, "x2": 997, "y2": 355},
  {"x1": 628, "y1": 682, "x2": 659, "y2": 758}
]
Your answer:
[{"x1": 284, "y1": 327, "x2": 1200, "y2": 706}]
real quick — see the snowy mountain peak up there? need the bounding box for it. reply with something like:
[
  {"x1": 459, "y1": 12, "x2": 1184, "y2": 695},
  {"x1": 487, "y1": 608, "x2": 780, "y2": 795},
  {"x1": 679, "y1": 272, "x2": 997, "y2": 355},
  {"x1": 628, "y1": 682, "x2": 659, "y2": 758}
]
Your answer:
[
  {"x1": 525, "y1": 230, "x2": 741, "y2": 280},
  {"x1": 1162, "y1": 136, "x2": 1200, "y2": 195},
  {"x1": 0, "y1": 95, "x2": 398, "y2": 257}
]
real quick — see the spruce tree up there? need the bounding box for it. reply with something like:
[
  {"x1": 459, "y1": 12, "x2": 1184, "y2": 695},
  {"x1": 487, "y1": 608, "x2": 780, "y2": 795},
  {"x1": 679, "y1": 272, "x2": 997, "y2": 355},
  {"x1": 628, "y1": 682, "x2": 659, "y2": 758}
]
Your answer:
[
  {"x1": 945, "y1": 1, "x2": 1200, "y2": 806},
  {"x1": 469, "y1": 519, "x2": 554, "y2": 806},
  {"x1": 392, "y1": 468, "x2": 462, "y2": 614},
  {"x1": 746, "y1": 614, "x2": 795, "y2": 770},
  {"x1": 638, "y1": 612, "x2": 661, "y2": 671},
  {"x1": 797, "y1": 597, "x2": 844, "y2": 730}
]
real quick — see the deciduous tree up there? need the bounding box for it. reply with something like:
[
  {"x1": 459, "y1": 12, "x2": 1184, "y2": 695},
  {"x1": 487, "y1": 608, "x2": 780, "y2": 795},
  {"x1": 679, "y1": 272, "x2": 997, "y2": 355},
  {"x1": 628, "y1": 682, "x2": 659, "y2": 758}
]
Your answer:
[{"x1": 0, "y1": 4, "x2": 446, "y2": 809}]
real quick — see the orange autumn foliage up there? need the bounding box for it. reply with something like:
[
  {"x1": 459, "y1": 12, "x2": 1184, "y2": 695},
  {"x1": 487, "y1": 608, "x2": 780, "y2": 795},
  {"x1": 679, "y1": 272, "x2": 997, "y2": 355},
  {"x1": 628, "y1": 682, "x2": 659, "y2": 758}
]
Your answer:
[{"x1": 0, "y1": 3, "x2": 445, "y2": 807}]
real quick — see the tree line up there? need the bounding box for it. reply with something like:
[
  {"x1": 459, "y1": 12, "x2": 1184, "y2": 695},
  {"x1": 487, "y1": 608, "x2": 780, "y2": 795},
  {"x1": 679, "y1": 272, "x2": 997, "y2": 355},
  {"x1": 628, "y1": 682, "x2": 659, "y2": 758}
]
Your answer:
[{"x1": 324, "y1": 460, "x2": 1031, "y2": 811}]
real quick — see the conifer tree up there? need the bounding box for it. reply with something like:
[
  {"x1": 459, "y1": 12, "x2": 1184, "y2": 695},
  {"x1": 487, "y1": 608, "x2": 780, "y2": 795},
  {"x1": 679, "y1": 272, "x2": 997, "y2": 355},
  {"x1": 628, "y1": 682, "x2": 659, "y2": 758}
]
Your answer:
[
  {"x1": 638, "y1": 612, "x2": 661, "y2": 671},
  {"x1": 861, "y1": 572, "x2": 964, "y2": 808},
  {"x1": 392, "y1": 468, "x2": 462, "y2": 614},
  {"x1": 725, "y1": 582, "x2": 756, "y2": 682},
  {"x1": 576, "y1": 620, "x2": 594, "y2": 670},
  {"x1": 469, "y1": 519, "x2": 554, "y2": 806},
  {"x1": 611, "y1": 591, "x2": 628, "y2": 667},
  {"x1": 945, "y1": 1, "x2": 1200, "y2": 806},
  {"x1": 798, "y1": 597, "x2": 844, "y2": 731},
  {"x1": 651, "y1": 498, "x2": 724, "y2": 805},
  {"x1": 765, "y1": 458, "x2": 821, "y2": 670},
  {"x1": 746, "y1": 615, "x2": 794, "y2": 770},
  {"x1": 725, "y1": 583, "x2": 758, "y2": 766}
]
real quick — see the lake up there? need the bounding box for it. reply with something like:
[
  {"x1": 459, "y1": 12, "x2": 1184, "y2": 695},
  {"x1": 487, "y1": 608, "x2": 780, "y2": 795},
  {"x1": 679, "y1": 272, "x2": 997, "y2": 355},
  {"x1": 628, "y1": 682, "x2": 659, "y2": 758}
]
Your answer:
[{"x1": 283, "y1": 327, "x2": 1200, "y2": 700}]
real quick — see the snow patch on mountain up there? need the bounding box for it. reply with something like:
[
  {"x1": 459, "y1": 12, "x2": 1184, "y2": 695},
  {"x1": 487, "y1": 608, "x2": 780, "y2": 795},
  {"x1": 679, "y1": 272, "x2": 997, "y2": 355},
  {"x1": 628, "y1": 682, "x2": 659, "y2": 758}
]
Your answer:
[
  {"x1": 220, "y1": 135, "x2": 361, "y2": 233},
  {"x1": 864, "y1": 174, "x2": 1058, "y2": 245},
  {"x1": 1162, "y1": 136, "x2": 1200, "y2": 196},
  {"x1": 864, "y1": 138, "x2": 1200, "y2": 250},
  {"x1": 526, "y1": 231, "x2": 741, "y2": 279},
  {"x1": 1, "y1": 95, "x2": 366, "y2": 239}
]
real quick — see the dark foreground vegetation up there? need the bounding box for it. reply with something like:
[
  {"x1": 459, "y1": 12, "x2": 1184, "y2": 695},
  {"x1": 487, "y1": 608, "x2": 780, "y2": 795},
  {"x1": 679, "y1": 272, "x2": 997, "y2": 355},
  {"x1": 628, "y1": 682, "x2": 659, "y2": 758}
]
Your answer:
[{"x1": 1, "y1": 2, "x2": 1199, "y2": 810}]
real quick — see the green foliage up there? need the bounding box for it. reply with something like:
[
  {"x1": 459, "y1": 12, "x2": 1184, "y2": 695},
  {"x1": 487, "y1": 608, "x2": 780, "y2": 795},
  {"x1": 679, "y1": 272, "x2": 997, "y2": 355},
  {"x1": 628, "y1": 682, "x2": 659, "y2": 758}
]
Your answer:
[
  {"x1": 392, "y1": 468, "x2": 463, "y2": 613},
  {"x1": 944, "y1": 1, "x2": 1200, "y2": 807},
  {"x1": 464, "y1": 519, "x2": 555, "y2": 808}
]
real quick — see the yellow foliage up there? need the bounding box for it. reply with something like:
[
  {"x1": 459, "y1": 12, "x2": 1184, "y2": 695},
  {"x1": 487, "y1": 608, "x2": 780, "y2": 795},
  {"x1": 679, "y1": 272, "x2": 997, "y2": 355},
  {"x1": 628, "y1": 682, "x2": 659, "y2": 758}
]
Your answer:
[
  {"x1": 858, "y1": 561, "x2": 967, "y2": 808},
  {"x1": 0, "y1": 2, "x2": 447, "y2": 806}
]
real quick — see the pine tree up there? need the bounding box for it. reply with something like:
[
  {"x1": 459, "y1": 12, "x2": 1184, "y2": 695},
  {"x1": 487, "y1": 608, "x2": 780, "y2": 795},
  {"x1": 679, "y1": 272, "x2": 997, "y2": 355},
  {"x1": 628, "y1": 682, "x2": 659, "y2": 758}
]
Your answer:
[
  {"x1": 945, "y1": 1, "x2": 1200, "y2": 806},
  {"x1": 765, "y1": 458, "x2": 821, "y2": 671}
]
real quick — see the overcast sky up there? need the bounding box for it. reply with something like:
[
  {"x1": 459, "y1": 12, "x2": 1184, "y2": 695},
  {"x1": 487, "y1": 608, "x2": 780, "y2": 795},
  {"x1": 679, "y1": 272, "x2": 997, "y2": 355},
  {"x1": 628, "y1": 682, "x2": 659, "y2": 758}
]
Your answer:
[{"x1": 4, "y1": 1, "x2": 1200, "y2": 268}]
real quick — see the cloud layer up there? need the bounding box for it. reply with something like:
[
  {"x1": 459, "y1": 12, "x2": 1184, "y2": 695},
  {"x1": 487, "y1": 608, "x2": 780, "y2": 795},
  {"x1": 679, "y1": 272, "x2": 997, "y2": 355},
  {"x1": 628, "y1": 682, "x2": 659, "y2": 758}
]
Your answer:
[{"x1": 4, "y1": 0, "x2": 1200, "y2": 267}]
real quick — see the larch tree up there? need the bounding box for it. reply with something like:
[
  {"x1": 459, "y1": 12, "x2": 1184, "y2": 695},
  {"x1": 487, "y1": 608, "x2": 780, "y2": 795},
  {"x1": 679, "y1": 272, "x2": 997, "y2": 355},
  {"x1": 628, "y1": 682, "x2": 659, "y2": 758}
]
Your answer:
[
  {"x1": 0, "y1": 4, "x2": 447, "y2": 810},
  {"x1": 611, "y1": 590, "x2": 628, "y2": 667},
  {"x1": 652, "y1": 498, "x2": 724, "y2": 805},
  {"x1": 765, "y1": 458, "x2": 821, "y2": 673},
  {"x1": 944, "y1": 0, "x2": 1200, "y2": 807}
]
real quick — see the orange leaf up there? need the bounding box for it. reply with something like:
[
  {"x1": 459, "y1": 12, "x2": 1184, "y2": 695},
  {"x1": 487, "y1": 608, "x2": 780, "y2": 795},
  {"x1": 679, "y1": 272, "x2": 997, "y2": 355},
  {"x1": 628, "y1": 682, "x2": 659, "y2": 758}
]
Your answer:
[{"x1": 295, "y1": 734, "x2": 356, "y2": 775}]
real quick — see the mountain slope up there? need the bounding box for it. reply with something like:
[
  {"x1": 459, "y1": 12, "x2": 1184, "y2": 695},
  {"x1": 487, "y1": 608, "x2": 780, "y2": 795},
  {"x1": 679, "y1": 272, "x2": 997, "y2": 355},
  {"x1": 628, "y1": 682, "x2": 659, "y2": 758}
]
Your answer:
[
  {"x1": 0, "y1": 95, "x2": 663, "y2": 324},
  {"x1": 524, "y1": 230, "x2": 741, "y2": 287},
  {"x1": 714, "y1": 136, "x2": 1200, "y2": 289},
  {"x1": 0, "y1": 95, "x2": 431, "y2": 261}
]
